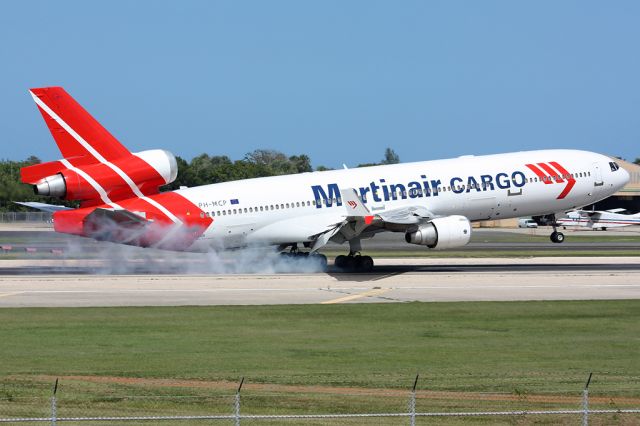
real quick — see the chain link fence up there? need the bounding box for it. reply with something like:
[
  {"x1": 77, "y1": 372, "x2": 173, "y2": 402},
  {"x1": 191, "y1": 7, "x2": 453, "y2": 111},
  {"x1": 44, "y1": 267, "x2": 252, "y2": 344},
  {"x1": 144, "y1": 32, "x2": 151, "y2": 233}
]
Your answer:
[
  {"x1": 0, "y1": 212, "x2": 52, "y2": 223},
  {"x1": 1, "y1": 376, "x2": 639, "y2": 425}
]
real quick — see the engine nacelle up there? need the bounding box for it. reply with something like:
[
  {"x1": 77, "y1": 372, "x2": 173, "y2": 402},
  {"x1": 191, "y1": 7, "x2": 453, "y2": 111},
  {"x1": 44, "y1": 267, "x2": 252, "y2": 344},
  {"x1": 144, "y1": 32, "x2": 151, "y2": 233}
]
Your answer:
[
  {"x1": 30, "y1": 149, "x2": 178, "y2": 202},
  {"x1": 34, "y1": 174, "x2": 67, "y2": 197},
  {"x1": 405, "y1": 215, "x2": 472, "y2": 250}
]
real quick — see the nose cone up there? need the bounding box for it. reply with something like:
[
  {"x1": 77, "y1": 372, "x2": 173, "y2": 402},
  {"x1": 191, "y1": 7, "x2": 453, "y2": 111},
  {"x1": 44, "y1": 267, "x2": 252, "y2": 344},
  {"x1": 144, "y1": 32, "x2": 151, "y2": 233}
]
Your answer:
[{"x1": 618, "y1": 167, "x2": 631, "y2": 190}]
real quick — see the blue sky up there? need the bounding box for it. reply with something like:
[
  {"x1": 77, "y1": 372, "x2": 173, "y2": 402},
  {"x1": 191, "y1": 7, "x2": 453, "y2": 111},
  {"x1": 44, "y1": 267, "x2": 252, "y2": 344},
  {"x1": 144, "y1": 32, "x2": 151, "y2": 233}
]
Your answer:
[{"x1": 1, "y1": 1, "x2": 638, "y2": 168}]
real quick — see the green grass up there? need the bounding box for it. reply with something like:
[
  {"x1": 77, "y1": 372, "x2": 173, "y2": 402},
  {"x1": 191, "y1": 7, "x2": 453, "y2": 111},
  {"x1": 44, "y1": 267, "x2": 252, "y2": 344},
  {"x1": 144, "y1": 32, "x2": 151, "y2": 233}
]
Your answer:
[{"x1": 1, "y1": 301, "x2": 639, "y2": 422}]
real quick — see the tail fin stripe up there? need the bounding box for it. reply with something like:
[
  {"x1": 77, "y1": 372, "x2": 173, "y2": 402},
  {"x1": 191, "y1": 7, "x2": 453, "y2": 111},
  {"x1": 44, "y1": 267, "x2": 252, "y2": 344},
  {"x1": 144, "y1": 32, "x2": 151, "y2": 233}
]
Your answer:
[
  {"x1": 59, "y1": 159, "x2": 122, "y2": 210},
  {"x1": 31, "y1": 91, "x2": 115, "y2": 167},
  {"x1": 31, "y1": 91, "x2": 182, "y2": 224}
]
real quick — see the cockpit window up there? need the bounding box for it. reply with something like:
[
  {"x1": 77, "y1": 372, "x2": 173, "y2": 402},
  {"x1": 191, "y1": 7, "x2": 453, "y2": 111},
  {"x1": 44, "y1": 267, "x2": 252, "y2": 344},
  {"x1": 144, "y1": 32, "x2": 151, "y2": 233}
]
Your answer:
[{"x1": 609, "y1": 162, "x2": 620, "y2": 172}]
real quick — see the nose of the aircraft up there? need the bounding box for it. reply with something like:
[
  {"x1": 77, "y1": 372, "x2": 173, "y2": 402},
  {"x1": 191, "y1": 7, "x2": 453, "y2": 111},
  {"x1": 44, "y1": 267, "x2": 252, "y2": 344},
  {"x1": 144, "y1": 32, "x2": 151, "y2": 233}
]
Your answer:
[{"x1": 617, "y1": 166, "x2": 630, "y2": 189}]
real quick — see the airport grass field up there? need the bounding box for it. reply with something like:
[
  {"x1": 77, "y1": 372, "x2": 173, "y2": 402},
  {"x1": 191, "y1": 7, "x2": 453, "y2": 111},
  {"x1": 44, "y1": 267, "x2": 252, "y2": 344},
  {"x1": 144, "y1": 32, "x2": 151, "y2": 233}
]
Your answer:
[{"x1": 1, "y1": 300, "x2": 639, "y2": 423}]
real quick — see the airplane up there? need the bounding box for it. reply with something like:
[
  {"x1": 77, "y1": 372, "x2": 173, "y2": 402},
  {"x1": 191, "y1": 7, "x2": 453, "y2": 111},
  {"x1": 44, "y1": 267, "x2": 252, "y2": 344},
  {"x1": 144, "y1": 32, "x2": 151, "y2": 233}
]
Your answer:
[
  {"x1": 557, "y1": 208, "x2": 640, "y2": 230},
  {"x1": 19, "y1": 87, "x2": 630, "y2": 272}
]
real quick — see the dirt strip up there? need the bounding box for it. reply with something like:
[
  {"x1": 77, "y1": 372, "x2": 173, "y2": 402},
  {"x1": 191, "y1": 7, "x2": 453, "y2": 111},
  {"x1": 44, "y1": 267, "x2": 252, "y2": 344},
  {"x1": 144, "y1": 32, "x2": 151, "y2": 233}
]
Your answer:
[{"x1": 18, "y1": 375, "x2": 639, "y2": 406}]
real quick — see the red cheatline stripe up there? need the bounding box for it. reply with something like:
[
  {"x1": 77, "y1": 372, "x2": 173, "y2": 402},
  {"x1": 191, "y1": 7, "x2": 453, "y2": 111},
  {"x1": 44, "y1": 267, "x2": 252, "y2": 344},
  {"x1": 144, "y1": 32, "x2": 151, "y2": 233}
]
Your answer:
[
  {"x1": 537, "y1": 163, "x2": 564, "y2": 183},
  {"x1": 525, "y1": 164, "x2": 553, "y2": 184},
  {"x1": 548, "y1": 161, "x2": 576, "y2": 199}
]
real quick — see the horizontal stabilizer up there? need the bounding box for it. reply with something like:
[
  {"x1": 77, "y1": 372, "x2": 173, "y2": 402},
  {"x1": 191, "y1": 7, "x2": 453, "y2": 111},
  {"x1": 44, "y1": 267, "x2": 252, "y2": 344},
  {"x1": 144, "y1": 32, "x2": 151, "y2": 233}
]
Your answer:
[{"x1": 13, "y1": 201, "x2": 72, "y2": 213}]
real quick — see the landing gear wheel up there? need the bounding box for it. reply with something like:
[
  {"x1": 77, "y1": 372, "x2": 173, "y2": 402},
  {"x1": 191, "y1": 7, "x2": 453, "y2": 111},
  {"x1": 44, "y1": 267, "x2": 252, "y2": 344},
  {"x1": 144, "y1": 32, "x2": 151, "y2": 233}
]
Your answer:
[
  {"x1": 356, "y1": 255, "x2": 374, "y2": 272},
  {"x1": 312, "y1": 254, "x2": 328, "y2": 270},
  {"x1": 550, "y1": 231, "x2": 565, "y2": 243},
  {"x1": 335, "y1": 255, "x2": 348, "y2": 269},
  {"x1": 334, "y1": 255, "x2": 374, "y2": 272}
]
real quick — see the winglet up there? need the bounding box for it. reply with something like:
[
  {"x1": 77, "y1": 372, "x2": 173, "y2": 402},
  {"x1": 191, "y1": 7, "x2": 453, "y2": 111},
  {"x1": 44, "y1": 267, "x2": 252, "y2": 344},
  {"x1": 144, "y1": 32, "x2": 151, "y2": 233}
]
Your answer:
[{"x1": 340, "y1": 188, "x2": 374, "y2": 224}]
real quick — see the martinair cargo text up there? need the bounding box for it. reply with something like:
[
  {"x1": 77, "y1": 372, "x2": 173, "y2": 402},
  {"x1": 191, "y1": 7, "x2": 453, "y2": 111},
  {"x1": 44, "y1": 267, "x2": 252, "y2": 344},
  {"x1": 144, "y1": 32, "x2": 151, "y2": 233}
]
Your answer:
[{"x1": 20, "y1": 87, "x2": 630, "y2": 271}]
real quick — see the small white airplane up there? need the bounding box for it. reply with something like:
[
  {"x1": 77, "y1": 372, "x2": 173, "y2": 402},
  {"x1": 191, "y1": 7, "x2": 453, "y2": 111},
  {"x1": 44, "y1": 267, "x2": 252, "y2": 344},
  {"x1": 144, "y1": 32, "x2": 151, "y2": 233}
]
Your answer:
[
  {"x1": 557, "y1": 208, "x2": 640, "y2": 230},
  {"x1": 20, "y1": 87, "x2": 630, "y2": 271}
]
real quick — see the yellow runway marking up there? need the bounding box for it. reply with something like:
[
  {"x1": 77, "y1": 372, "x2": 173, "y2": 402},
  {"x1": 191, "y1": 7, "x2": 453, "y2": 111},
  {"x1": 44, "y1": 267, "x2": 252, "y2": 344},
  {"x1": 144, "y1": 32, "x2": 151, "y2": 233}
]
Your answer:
[
  {"x1": 0, "y1": 292, "x2": 23, "y2": 299},
  {"x1": 321, "y1": 288, "x2": 391, "y2": 304}
]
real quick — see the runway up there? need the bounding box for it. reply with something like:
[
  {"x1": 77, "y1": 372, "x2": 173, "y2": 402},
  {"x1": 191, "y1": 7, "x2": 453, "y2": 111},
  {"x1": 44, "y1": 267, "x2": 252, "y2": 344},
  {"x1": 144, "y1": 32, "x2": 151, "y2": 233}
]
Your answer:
[{"x1": 0, "y1": 257, "x2": 638, "y2": 307}]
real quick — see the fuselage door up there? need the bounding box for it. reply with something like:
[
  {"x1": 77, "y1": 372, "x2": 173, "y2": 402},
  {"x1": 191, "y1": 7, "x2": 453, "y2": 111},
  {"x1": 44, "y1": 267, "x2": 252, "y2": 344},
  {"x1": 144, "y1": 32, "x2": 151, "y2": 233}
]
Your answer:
[
  {"x1": 591, "y1": 162, "x2": 604, "y2": 199},
  {"x1": 592, "y1": 162, "x2": 604, "y2": 187}
]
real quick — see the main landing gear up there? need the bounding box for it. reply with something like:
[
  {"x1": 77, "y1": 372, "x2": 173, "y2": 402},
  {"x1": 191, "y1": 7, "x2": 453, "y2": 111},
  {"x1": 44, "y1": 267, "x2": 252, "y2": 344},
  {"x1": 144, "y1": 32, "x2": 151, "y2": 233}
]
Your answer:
[
  {"x1": 279, "y1": 245, "x2": 328, "y2": 270},
  {"x1": 334, "y1": 254, "x2": 374, "y2": 273},
  {"x1": 334, "y1": 239, "x2": 374, "y2": 272}
]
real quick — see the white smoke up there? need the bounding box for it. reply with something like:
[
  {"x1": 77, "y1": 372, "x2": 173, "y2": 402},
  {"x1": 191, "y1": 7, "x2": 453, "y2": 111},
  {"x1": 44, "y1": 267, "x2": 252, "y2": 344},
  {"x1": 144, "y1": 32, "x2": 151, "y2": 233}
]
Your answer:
[{"x1": 60, "y1": 234, "x2": 327, "y2": 275}]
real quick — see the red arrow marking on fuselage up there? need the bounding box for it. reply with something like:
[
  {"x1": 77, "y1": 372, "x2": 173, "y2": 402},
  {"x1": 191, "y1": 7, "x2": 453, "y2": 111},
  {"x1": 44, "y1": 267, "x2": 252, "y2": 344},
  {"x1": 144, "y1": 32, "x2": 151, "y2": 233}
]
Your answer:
[
  {"x1": 537, "y1": 163, "x2": 564, "y2": 183},
  {"x1": 525, "y1": 164, "x2": 553, "y2": 184},
  {"x1": 548, "y1": 161, "x2": 576, "y2": 199}
]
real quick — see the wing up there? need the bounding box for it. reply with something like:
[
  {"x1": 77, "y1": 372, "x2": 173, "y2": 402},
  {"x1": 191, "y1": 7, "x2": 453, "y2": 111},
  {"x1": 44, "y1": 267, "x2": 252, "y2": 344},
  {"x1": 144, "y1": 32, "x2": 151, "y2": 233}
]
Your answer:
[{"x1": 308, "y1": 188, "x2": 436, "y2": 252}]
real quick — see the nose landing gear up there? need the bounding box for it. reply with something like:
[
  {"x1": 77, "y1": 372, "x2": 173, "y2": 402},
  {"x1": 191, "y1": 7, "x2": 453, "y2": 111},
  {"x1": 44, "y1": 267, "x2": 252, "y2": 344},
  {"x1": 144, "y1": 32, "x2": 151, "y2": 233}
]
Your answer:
[
  {"x1": 549, "y1": 215, "x2": 565, "y2": 243},
  {"x1": 550, "y1": 230, "x2": 565, "y2": 243}
]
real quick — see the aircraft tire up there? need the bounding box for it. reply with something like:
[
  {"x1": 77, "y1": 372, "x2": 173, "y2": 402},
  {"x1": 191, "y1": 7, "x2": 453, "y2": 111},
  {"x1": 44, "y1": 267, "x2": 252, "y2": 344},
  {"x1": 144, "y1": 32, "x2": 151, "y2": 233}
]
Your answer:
[
  {"x1": 313, "y1": 254, "x2": 328, "y2": 270},
  {"x1": 335, "y1": 255, "x2": 348, "y2": 269},
  {"x1": 555, "y1": 232, "x2": 565, "y2": 243},
  {"x1": 358, "y1": 256, "x2": 374, "y2": 272}
]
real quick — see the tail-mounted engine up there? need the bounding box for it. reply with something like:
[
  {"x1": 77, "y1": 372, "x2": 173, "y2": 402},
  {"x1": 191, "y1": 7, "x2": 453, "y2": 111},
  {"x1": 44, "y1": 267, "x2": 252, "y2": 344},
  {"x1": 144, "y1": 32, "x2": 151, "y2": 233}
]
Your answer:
[
  {"x1": 22, "y1": 149, "x2": 178, "y2": 205},
  {"x1": 405, "y1": 215, "x2": 472, "y2": 249}
]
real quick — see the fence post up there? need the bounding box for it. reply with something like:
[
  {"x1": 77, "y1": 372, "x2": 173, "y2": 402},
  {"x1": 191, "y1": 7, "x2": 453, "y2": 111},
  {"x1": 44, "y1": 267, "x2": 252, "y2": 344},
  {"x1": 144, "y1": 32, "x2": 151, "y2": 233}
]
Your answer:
[
  {"x1": 234, "y1": 377, "x2": 244, "y2": 426},
  {"x1": 582, "y1": 372, "x2": 592, "y2": 426},
  {"x1": 51, "y1": 378, "x2": 58, "y2": 426},
  {"x1": 409, "y1": 374, "x2": 419, "y2": 426}
]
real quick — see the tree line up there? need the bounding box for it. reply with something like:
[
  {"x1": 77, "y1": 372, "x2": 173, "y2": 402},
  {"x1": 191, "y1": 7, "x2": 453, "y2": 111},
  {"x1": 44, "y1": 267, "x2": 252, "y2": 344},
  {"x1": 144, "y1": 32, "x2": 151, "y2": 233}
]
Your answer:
[
  {"x1": 0, "y1": 148, "x2": 401, "y2": 211},
  {"x1": 3, "y1": 150, "x2": 637, "y2": 212}
]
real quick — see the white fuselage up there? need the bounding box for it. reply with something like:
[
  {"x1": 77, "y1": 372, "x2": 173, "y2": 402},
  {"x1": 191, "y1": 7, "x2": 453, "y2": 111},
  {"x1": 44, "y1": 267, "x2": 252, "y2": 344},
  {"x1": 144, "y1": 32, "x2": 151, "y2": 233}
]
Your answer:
[{"x1": 174, "y1": 149, "x2": 629, "y2": 250}]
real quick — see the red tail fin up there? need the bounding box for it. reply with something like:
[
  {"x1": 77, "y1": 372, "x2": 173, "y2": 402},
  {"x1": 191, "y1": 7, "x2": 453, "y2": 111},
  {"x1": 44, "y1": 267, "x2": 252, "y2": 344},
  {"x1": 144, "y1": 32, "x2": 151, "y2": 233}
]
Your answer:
[
  {"x1": 23, "y1": 87, "x2": 177, "y2": 207},
  {"x1": 29, "y1": 87, "x2": 131, "y2": 162}
]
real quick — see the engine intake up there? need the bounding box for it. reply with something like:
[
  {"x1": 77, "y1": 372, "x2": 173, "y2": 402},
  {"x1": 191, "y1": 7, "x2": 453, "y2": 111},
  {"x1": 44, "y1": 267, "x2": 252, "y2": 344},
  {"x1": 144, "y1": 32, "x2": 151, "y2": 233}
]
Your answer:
[
  {"x1": 34, "y1": 173, "x2": 67, "y2": 197},
  {"x1": 405, "y1": 215, "x2": 471, "y2": 249}
]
